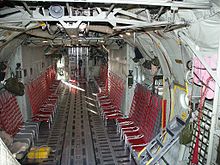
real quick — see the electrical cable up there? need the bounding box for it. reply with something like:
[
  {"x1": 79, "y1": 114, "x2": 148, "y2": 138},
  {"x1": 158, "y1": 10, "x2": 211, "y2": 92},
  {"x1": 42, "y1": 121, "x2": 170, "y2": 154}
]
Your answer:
[{"x1": 193, "y1": 72, "x2": 214, "y2": 92}]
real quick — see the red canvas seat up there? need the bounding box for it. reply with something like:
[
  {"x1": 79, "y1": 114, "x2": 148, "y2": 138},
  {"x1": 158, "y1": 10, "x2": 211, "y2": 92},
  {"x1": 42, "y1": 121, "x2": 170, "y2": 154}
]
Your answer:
[
  {"x1": 113, "y1": 83, "x2": 163, "y2": 162},
  {"x1": 116, "y1": 84, "x2": 147, "y2": 134},
  {"x1": 96, "y1": 70, "x2": 125, "y2": 125},
  {"x1": 131, "y1": 96, "x2": 162, "y2": 159},
  {"x1": 27, "y1": 66, "x2": 60, "y2": 127},
  {"x1": 0, "y1": 91, "x2": 39, "y2": 148}
]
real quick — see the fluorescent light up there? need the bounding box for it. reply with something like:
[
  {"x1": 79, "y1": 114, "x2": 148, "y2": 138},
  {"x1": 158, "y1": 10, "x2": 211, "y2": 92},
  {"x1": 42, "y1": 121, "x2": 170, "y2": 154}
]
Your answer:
[
  {"x1": 85, "y1": 101, "x2": 96, "y2": 107},
  {"x1": 42, "y1": 40, "x2": 48, "y2": 43},
  {"x1": 125, "y1": 32, "x2": 131, "y2": 36},
  {"x1": 119, "y1": 34, "x2": 123, "y2": 38},
  {"x1": 84, "y1": 96, "x2": 96, "y2": 101},
  {"x1": 61, "y1": 80, "x2": 85, "y2": 91},
  {"x1": 79, "y1": 23, "x2": 87, "y2": 31},
  {"x1": 86, "y1": 108, "x2": 98, "y2": 115}
]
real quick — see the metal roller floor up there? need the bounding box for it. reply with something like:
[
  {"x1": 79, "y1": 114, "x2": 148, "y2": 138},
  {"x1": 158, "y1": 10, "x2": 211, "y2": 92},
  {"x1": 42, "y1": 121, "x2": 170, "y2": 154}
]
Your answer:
[{"x1": 23, "y1": 81, "x2": 136, "y2": 165}]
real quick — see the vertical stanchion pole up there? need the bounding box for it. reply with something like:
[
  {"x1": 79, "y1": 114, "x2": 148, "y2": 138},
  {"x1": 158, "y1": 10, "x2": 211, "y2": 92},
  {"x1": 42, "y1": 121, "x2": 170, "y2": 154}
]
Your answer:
[{"x1": 207, "y1": 39, "x2": 220, "y2": 164}]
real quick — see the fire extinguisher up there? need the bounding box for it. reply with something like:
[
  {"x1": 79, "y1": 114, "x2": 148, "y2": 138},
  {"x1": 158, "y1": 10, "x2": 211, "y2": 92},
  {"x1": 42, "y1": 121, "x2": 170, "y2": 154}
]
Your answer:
[{"x1": 128, "y1": 70, "x2": 133, "y2": 88}]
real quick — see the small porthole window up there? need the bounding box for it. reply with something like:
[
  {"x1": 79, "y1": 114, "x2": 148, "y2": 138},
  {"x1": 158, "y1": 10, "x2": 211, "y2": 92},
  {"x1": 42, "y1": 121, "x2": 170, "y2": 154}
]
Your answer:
[
  {"x1": 24, "y1": 69, "x2": 27, "y2": 77},
  {"x1": 30, "y1": 68, "x2": 33, "y2": 75}
]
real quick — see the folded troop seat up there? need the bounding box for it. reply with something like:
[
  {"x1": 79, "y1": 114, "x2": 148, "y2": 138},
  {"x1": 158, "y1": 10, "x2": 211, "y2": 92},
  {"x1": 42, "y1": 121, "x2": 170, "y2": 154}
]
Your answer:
[
  {"x1": 0, "y1": 91, "x2": 40, "y2": 160},
  {"x1": 97, "y1": 72, "x2": 125, "y2": 125},
  {"x1": 27, "y1": 66, "x2": 60, "y2": 128}
]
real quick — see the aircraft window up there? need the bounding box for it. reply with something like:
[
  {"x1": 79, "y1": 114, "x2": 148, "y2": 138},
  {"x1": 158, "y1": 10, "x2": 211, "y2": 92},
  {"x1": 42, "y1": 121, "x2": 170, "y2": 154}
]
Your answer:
[
  {"x1": 152, "y1": 75, "x2": 163, "y2": 95},
  {"x1": 30, "y1": 68, "x2": 33, "y2": 75},
  {"x1": 142, "y1": 74, "x2": 145, "y2": 83},
  {"x1": 24, "y1": 69, "x2": 27, "y2": 77},
  {"x1": 135, "y1": 67, "x2": 138, "y2": 82}
]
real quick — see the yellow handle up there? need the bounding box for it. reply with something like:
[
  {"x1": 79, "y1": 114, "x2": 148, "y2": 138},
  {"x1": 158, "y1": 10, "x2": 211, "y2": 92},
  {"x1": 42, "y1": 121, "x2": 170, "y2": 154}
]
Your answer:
[
  {"x1": 138, "y1": 146, "x2": 147, "y2": 158},
  {"x1": 146, "y1": 158, "x2": 153, "y2": 165}
]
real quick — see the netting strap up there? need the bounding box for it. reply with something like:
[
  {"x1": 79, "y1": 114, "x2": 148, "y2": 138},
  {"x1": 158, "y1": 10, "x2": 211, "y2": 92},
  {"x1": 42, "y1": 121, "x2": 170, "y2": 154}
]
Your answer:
[{"x1": 191, "y1": 76, "x2": 212, "y2": 164}]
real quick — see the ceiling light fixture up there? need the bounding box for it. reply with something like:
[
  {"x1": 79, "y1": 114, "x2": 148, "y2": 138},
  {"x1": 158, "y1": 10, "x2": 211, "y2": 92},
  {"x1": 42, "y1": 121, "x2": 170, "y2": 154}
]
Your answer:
[
  {"x1": 70, "y1": 35, "x2": 77, "y2": 38},
  {"x1": 125, "y1": 32, "x2": 131, "y2": 36},
  {"x1": 79, "y1": 23, "x2": 87, "y2": 31}
]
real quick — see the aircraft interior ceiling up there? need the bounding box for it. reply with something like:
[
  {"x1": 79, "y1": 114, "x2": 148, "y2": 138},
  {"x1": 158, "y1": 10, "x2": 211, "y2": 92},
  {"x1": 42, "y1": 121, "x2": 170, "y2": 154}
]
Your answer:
[{"x1": 0, "y1": 0, "x2": 220, "y2": 165}]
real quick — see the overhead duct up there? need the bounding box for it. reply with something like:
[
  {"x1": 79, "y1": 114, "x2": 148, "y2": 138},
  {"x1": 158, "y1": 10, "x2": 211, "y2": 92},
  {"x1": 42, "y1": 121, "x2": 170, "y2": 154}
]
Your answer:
[
  {"x1": 59, "y1": 21, "x2": 81, "y2": 39},
  {"x1": 25, "y1": 29, "x2": 55, "y2": 39},
  {"x1": 88, "y1": 25, "x2": 114, "y2": 34}
]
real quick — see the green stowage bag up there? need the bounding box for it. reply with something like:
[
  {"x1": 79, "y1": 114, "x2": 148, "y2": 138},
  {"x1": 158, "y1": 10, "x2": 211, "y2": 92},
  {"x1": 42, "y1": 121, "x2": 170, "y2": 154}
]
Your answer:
[
  {"x1": 4, "y1": 77, "x2": 25, "y2": 96},
  {"x1": 179, "y1": 122, "x2": 193, "y2": 145}
]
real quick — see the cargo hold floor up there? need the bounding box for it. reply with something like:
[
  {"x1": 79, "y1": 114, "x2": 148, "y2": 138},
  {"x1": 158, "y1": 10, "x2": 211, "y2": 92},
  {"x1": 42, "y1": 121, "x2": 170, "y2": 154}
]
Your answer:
[{"x1": 22, "y1": 81, "x2": 136, "y2": 165}]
